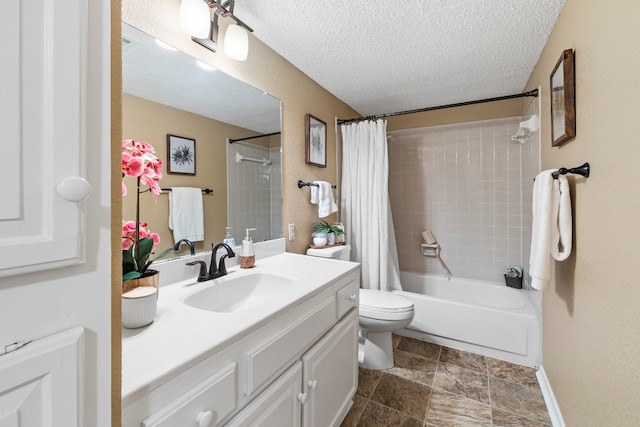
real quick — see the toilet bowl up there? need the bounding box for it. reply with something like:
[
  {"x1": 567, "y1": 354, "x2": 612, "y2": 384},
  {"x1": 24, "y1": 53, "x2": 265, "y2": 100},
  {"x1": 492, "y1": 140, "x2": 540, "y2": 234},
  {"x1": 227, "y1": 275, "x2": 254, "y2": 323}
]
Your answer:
[
  {"x1": 306, "y1": 244, "x2": 415, "y2": 370},
  {"x1": 358, "y1": 289, "x2": 414, "y2": 369}
]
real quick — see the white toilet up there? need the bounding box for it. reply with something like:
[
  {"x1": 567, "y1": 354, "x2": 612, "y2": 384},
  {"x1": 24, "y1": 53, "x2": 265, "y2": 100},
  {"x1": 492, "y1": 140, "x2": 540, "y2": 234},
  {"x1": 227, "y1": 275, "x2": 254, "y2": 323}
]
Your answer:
[{"x1": 306, "y1": 245, "x2": 415, "y2": 370}]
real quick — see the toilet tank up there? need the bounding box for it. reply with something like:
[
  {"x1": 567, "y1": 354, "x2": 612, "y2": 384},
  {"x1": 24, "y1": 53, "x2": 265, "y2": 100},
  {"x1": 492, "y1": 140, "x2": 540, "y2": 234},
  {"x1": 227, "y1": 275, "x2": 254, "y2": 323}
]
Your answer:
[{"x1": 306, "y1": 245, "x2": 351, "y2": 261}]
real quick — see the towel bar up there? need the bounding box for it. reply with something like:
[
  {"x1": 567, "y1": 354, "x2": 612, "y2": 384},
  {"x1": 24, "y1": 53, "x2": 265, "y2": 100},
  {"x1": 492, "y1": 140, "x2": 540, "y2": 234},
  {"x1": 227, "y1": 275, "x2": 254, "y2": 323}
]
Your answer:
[
  {"x1": 552, "y1": 162, "x2": 590, "y2": 179},
  {"x1": 160, "y1": 187, "x2": 214, "y2": 194},
  {"x1": 297, "y1": 180, "x2": 337, "y2": 189}
]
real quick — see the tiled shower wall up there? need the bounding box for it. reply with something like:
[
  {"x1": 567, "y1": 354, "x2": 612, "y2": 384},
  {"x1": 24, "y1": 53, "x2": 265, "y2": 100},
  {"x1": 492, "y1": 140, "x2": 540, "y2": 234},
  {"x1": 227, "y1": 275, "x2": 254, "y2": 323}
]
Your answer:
[
  {"x1": 227, "y1": 142, "x2": 282, "y2": 243},
  {"x1": 388, "y1": 113, "x2": 540, "y2": 286}
]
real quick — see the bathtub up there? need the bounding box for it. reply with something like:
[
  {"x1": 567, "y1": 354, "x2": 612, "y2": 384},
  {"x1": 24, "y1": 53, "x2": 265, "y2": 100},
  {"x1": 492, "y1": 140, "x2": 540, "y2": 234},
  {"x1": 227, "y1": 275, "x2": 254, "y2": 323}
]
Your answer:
[{"x1": 393, "y1": 271, "x2": 540, "y2": 367}]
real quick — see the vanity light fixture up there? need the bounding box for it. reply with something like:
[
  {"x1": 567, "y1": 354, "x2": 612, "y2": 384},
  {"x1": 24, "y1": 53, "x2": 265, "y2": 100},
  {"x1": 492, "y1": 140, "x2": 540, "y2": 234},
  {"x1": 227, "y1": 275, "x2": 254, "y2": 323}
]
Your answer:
[{"x1": 179, "y1": 0, "x2": 253, "y2": 61}]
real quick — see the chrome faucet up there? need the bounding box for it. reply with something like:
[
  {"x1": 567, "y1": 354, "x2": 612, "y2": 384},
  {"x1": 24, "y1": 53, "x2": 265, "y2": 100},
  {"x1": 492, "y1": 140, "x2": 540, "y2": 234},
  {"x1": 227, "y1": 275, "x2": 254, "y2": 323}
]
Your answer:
[
  {"x1": 173, "y1": 238, "x2": 195, "y2": 256},
  {"x1": 210, "y1": 242, "x2": 236, "y2": 278}
]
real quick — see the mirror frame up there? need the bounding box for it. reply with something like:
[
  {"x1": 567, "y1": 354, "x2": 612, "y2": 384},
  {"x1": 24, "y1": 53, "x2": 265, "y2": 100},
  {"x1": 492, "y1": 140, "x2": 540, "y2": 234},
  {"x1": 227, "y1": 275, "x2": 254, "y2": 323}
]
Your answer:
[{"x1": 550, "y1": 48, "x2": 576, "y2": 147}]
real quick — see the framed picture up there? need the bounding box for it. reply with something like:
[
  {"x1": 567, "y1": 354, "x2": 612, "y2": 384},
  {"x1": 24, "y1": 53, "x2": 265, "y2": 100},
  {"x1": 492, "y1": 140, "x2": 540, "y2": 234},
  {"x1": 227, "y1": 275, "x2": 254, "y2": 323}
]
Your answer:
[
  {"x1": 550, "y1": 49, "x2": 576, "y2": 147},
  {"x1": 305, "y1": 114, "x2": 327, "y2": 168},
  {"x1": 167, "y1": 134, "x2": 196, "y2": 175}
]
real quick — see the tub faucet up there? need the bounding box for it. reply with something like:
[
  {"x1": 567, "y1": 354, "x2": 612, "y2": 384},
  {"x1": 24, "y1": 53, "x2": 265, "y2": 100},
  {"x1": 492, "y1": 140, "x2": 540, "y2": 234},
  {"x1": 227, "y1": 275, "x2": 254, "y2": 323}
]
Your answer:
[
  {"x1": 210, "y1": 242, "x2": 236, "y2": 279},
  {"x1": 173, "y1": 239, "x2": 195, "y2": 256}
]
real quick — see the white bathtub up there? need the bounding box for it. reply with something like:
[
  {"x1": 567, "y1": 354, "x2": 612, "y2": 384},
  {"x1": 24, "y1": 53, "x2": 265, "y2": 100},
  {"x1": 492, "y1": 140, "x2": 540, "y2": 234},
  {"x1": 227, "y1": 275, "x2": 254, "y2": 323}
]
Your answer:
[{"x1": 393, "y1": 272, "x2": 540, "y2": 367}]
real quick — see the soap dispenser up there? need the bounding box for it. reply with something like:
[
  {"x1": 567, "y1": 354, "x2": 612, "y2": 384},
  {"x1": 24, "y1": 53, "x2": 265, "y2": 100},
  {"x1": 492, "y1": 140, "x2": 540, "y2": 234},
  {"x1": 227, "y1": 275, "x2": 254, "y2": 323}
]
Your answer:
[
  {"x1": 223, "y1": 226, "x2": 236, "y2": 247},
  {"x1": 239, "y1": 228, "x2": 256, "y2": 268}
]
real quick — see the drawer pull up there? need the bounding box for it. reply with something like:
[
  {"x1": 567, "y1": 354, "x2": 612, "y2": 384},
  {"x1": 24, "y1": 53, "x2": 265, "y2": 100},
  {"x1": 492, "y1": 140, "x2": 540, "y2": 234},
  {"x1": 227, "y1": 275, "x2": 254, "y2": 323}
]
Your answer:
[
  {"x1": 349, "y1": 294, "x2": 357, "y2": 303},
  {"x1": 297, "y1": 392, "x2": 308, "y2": 404},
  {"x1": 196, "y1": 410, "x2": 215, "y2": 427},
  {"x1": 308, "y1": 379, "x2": 318, "y2": 391}
]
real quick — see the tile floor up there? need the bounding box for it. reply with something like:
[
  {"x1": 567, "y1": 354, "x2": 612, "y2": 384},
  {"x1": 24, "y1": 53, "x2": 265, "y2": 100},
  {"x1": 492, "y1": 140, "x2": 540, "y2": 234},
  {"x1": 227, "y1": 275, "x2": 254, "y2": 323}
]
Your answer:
[{"x1": 341, "y1": 335, "x2": 551, "y2": 427}]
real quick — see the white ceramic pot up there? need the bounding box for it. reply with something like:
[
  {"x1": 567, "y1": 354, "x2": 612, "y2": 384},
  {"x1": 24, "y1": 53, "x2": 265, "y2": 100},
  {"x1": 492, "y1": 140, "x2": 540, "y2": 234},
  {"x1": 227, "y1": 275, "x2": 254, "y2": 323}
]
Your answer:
[
  {"x1": 327, "y1": 232, "x2": 336, "y2": 245},
  {"x1": 312, "y1": 231, "x2": 328, "y2": 247},
  {"x1": 122, "y1": 286, "x2": 157, "y2": 328}
]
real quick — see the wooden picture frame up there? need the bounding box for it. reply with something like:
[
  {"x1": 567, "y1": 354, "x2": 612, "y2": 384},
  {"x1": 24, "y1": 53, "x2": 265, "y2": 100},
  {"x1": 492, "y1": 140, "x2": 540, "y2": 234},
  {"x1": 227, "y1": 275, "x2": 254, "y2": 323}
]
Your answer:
[
  {"x1": 550, "y1": 49, "x2": 576, "y2": 146},
  {"x1": 305, "y1": 114, "x2": 327, "y2": 167},
  {"x1": 167, "y1": 134, "x2": 196, "y2": 175}
]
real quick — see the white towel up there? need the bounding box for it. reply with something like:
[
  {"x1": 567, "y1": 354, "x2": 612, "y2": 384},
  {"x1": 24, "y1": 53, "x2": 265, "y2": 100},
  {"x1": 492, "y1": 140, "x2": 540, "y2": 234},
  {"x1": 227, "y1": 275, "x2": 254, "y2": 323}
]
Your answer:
[
  {"x1": 529, "y1": 170, "x2": 573, "y2": 290},
  {"x1": 311, "y1": 181, "x2": 338, "y2": 218},
  {"x1": 168, "y1": 187, "x2": 204, "y2": 244}
]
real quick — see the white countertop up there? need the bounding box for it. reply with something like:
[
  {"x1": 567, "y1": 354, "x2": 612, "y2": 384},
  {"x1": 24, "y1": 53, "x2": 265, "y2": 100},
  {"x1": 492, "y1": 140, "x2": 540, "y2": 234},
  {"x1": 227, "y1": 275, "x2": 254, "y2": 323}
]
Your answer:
[{"x1": 121, "y1": 252, "x2": 359, "y2": 405}]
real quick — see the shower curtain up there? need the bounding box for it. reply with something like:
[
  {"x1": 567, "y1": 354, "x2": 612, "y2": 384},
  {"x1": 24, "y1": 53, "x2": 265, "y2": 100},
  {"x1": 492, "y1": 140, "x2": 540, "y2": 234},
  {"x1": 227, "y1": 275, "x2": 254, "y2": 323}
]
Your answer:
[{"x1": 340, "y1": 119, "x2": 402, "y2": 291}]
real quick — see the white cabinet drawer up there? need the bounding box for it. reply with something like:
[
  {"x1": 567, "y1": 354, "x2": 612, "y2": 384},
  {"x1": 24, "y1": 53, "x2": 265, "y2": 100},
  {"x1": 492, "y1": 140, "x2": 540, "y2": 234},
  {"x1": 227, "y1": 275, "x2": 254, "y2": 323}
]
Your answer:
[
  {"x1": 142, "y1": 363, "x2": 236, "y2": 427},
  {"x1": 336, "y1": 280, "x2": 359, "y2": 319},
  {"x1": 243, "y1": 296, "x2": 335, "y2": 396}
]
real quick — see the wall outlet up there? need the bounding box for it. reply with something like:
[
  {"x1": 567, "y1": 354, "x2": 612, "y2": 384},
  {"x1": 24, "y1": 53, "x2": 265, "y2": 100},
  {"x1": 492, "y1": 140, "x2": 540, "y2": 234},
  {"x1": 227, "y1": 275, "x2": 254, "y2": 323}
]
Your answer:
[{"x1": 288, "y1": 223, "x2": 295, "y2": 241}]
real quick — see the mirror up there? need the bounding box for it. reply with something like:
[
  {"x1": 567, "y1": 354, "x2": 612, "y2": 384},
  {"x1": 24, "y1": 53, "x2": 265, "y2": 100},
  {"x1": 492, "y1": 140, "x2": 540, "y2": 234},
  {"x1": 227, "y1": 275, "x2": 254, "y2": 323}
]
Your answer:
[{"x1": 121, "y1": 23, "x2": 282, "y2": 260}]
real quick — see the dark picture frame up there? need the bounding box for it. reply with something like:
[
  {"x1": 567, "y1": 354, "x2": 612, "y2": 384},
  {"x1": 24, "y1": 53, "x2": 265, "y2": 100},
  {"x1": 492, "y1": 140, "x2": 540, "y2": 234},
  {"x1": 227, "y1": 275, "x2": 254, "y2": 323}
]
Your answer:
[
  {"x1": 550, "y1": 49, "x2": 576, "y2": 147},
  {"x1": 167, "y1": 134, "x2": 196, "y2": 175},
  {"x1": 305, "y1": 114, "x2": 327, "y2": 168}
]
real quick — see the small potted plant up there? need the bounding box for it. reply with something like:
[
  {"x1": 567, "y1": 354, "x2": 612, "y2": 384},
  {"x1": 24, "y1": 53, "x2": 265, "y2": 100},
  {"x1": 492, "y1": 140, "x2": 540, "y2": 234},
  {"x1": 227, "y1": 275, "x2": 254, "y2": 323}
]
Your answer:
[
  {"x1": 313, "y1": 220, "x2": 345, "y2": 246},
  {"x1": 312, "y1": 220, "x2": 330, "y2": 247}
]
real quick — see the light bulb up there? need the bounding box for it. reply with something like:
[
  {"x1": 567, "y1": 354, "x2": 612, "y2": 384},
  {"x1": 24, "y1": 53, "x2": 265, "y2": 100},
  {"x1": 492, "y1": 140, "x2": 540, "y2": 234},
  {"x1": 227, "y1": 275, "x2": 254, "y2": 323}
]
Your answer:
[
  {"x1": 224, "y1": 24, "x2": 248, "y2": 61},
  {"x1": 179, "y1": 0, "x2": 211, "y2": 39}
]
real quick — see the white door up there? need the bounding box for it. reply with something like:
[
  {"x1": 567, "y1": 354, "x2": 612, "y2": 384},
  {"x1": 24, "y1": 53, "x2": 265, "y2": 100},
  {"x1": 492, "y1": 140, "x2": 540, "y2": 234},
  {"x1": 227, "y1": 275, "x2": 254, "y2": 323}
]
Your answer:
[
  {"x1": 0, "y1": 0, "x2": 111, "y2": 426},
  {"x1": 301, "y1": 310, "x2": 359, "y2": 427},
  {"x1": 226, "y1": 362, "x2": 302, "y2": 427}
]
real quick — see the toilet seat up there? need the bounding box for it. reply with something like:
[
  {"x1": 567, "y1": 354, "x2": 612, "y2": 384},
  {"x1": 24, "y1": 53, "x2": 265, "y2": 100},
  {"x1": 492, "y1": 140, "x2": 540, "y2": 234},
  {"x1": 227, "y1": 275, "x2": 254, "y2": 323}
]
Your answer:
[{"x1": 359, "y1": 289, "x2": 414, "y2": 321}]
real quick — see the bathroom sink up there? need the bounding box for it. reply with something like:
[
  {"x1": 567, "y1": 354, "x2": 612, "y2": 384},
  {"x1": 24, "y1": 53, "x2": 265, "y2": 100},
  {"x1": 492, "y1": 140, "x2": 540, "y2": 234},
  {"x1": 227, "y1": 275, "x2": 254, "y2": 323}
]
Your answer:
[{"x1": 183, "y1": 271, "x2": 299, "y2": 313}]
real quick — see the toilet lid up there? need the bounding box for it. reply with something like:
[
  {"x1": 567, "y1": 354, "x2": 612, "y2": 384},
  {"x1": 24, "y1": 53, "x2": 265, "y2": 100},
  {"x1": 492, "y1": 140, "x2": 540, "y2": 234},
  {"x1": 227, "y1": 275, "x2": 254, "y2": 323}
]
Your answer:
[{"x1": 359, "y1": 289, "x2": 414, "y2": 314}]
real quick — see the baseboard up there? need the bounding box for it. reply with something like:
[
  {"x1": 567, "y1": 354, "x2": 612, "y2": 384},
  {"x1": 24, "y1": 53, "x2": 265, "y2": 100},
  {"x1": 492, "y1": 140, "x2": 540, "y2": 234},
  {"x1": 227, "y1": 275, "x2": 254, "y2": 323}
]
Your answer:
[{"x1": 536, "y1": 365, "x2": 566, "y2": 427}]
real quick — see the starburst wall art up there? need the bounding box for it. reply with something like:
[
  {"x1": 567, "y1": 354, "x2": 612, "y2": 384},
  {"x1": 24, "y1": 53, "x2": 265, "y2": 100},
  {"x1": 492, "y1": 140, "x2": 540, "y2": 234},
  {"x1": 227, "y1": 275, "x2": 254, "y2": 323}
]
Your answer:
[{"x1": 167, "y1": 134, "x2": 196, "y2": 175}]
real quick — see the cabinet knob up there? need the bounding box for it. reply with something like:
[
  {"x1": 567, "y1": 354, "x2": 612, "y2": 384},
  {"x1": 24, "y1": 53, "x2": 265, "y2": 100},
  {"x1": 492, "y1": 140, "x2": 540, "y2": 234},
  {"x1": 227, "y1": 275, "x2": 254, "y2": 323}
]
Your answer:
[
  {"x1": 196, "y1": 410, "x2": 215, "y2": 427},
  {"x1": 297, "y1": 392, "x2": 308, "y2": 404},
  {"x1": 349, "y1": 294, "x2": 357, "y2": 303},
  {"x1": 56, "y1": 176, "x2": 91, "y2": 202},
  {"x1": 308, "y1": 379, "x2": 318, "y2": 390}
]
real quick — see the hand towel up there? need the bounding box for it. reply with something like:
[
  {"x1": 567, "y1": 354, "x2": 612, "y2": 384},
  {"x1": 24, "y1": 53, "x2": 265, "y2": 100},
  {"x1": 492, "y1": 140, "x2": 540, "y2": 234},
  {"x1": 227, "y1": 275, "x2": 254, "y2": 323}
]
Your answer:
[
  {"x1": 312, "y1": 181, "x2": 338, "y2": 218},
  {"x1": 168, "y1": 187, "x2": 204, "y2": 244},
  {"x1": 529, "y1": 171, "x2": 572, "y2": 290}
]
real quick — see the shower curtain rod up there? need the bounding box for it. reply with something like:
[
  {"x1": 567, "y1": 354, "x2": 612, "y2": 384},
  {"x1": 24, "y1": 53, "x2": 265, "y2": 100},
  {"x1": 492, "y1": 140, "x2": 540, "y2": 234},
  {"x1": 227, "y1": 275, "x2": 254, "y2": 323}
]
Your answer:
[
  {"x1": 337, "y1": 89, "x2": 539, "y2": 125},
  {"x1": 227, "y1": 132, "x2": 281, "y2": 144}
]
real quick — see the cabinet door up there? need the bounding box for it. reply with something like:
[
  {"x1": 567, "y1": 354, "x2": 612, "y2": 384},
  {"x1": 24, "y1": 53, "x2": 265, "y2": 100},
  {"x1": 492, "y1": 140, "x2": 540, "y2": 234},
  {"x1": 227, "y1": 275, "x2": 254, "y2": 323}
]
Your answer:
[
  {"x1": 301, "y1": 310, "x2": 358, "y2": 427},
  {"x1": 0, "y1": 0, "x2": 90, "y2": 277},
  {"x1": 226, "y1": 362, "x2": 302, "y2": 427}
]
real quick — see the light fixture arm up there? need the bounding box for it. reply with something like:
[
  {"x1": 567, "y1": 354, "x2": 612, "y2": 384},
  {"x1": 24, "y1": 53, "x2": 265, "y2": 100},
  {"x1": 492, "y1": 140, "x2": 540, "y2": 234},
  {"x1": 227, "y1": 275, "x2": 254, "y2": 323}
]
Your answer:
[
  {"x1": 183, "y1": 0, "x2": 253, "y2": 56},
  {"x1": 203, "y1": 0, "x2": 254, "y2": 33}
]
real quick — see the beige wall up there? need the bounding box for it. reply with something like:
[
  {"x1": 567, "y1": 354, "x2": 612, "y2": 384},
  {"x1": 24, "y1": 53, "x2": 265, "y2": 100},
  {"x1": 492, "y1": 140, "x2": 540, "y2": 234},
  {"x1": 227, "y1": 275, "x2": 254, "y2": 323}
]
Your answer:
[
  {"x1": 524, "y1": 0, "x2": 640, "y2": 424},
  {"x1": 387, "y1": 98, "x2": 521, "y2": 131},
  {"x1": 111, "y1": 1, "x2": 122, "y2": 423},
  {"x1": 122, "y1": 93, "x2": 259, "y2": 254},
  {"x1": 122, "y1": 0, "x2": 359, "y2": 255}
]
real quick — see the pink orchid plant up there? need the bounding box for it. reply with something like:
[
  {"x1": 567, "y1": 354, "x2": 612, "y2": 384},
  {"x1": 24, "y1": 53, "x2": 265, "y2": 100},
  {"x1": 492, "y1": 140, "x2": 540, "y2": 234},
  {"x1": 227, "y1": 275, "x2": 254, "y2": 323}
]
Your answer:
[{"x1": 122, "y1": 139, "x2": 172, "y2": 281}]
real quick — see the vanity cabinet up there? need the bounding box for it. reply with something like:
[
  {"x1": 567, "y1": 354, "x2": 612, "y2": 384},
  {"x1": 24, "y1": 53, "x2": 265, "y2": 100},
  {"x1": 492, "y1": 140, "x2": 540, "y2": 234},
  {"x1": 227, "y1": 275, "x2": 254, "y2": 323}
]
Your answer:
[
  {"x1": 300, "y1": 309, "x2": 358, "y2": 427},
  {"x1": 122, "y1": 267, "x2": 360, "y2": 427}
]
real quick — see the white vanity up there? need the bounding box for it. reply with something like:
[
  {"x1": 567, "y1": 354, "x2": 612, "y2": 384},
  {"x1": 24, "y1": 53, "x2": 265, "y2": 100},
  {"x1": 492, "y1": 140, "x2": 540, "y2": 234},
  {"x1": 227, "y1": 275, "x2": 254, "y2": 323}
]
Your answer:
[{"x1": 122, "y1": 248, "x2": 360, "y2": 427}]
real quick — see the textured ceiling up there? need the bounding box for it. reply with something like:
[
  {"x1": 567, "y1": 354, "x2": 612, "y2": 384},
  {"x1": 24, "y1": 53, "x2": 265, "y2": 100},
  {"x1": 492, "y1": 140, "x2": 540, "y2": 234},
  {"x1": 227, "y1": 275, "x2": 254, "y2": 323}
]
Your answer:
[
  {"x1": 122, "y1": 24, "x2": 281, "y2": 134},
  {"x1": 235, "y1": 0, "x2": 565, "y2": 117}
]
